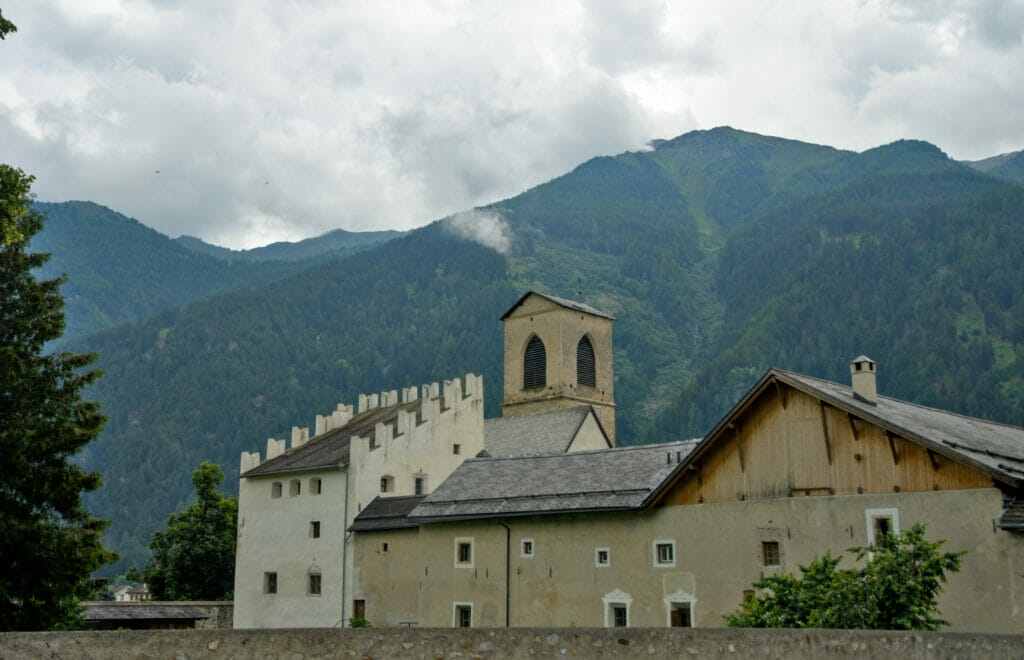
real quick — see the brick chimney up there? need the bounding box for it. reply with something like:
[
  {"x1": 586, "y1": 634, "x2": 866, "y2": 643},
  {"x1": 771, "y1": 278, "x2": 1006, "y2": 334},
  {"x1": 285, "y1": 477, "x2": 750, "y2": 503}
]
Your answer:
[{"x1": 850, "y1": 355, "x2": 877, "y2": 404}]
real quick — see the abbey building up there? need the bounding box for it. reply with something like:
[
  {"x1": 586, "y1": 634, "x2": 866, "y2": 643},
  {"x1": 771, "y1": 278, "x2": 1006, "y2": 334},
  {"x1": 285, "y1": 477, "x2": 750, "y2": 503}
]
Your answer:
[{"x1": 234, "y1": 292, "x2": 1024, "y2": 632}]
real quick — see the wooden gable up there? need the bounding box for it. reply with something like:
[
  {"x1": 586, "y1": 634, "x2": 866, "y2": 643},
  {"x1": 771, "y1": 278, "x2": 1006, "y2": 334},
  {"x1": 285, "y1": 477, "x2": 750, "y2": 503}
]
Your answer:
[{"x1": 661, "y1": 379, "x2": 995, "y2": 507}]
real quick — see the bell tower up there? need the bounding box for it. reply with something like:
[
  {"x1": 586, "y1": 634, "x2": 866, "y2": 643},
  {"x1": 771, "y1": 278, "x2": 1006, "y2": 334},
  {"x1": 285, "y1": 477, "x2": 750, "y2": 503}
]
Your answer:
[{"x1": 500, "y1": 291, "x2": 616, "y2": 444}]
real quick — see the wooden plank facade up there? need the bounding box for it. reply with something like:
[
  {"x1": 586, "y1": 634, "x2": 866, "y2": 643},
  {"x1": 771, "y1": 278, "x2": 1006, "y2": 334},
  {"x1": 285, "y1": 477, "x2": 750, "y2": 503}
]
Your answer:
[{"x1": 663, "y1": 381, "x2": 994, "y2": 507}]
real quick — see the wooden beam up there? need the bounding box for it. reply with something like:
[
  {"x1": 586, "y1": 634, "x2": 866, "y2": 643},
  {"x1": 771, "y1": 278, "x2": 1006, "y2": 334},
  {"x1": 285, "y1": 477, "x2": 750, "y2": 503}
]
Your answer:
[
  {"x1": 927, "y1": 449, "x2": 939, "y2": 471},
  {"x1": 773, "y1": 380, "x2": 787, "y2": 409},
  {"x1": 847, "y1": 412, "x2": 859, "y2": 441},
  {"x1": 819, "y1": 402, "x2": 833, "y2": 466},
  {"x1": 886, "y1": 432, "x2": 900, "y2": 466},
  {"x1": 735, "y1": 426, "x2": 745, "y2": 473},
  {"x1": 689, "y1": 463, "x2": 703, "y2": 486}
]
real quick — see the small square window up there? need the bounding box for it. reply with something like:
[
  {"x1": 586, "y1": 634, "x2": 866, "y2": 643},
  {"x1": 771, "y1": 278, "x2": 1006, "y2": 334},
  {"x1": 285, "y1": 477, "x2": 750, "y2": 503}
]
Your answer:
[
  {"x1": 595, "y1": 547, "x2": 610, "y2": 567},
  {"x1": 310, "y1": 521, "x2": 321, "y2": 539},
  {"x1": 381, "y1": 542, "x2": 389, "y2": 553},
  {"x1": 453, "y1": 444, "x2": 461, "y2": 455},
  {"x1": 263, "y1": 572, "x2": 277, "y2": 594},
  {"x1": 455, "y1": 537, "x2": 474, "y2": 567},
  {"x1": 310, "y1": 478, "x2": 322, "y2": 495},
  {"x1": 271, "y1": 482, "x2": 282, "y2": 499},
  {"x1": 380, "y1": 476, "x2": 394, "y2": 493},
  {"x1": 521, "y1": 539, "x2": 534, "y2": 558},
  {"x1": 289, "y1": 479, "x2": 301, "y2": 496},
  {"x1": 762, "y1": 541, "x2": 780, "y2": 566},
  {"x1": 865, "y1": 508, "x2": 900, "y2": 547},
  {"x1": 654, "y1": 541, "x2": 675, "y2": 567},
  {"x1": 308, "y1": 573, "x2": 322, "y2": 596}
]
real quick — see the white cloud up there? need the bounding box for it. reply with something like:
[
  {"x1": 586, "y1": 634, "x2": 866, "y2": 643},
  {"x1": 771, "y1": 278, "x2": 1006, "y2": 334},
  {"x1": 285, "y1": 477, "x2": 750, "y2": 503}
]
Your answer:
[
  {"x1": 443, "y1": 209, "x2": 512, "y2": 255},
  {"x1": 0, "y1": 0, "x2": 1022, "y2": 248}
]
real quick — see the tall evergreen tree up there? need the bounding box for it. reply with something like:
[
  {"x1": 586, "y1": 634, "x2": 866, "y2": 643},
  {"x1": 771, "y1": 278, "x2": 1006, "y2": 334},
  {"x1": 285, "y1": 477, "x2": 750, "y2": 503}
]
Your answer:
[{"x1": 0, "y1": 165, "x2": 117, "y2": 630}]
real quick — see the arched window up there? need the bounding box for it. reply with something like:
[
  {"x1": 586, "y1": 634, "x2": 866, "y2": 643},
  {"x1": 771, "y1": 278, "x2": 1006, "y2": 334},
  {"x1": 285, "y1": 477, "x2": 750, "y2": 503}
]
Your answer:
[
  {"x1": 577, "y1": 336, "x2": 596, "y2": 387},
  {"x1": 523, "y1": 336, "x2": 546, "y2": 389}
]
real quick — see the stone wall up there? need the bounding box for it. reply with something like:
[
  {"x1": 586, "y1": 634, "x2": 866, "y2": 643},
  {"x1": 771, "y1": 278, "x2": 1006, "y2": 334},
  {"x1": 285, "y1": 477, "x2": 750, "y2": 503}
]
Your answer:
[{"x1": 2, "y1": 627, "x2": 1022, "y2": 659}]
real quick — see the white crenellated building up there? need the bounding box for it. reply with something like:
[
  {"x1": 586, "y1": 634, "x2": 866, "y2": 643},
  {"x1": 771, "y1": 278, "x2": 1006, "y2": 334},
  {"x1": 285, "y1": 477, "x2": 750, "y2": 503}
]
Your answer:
[{"x1": 233, "y1": 374, "x2": 485, "y2": 628}]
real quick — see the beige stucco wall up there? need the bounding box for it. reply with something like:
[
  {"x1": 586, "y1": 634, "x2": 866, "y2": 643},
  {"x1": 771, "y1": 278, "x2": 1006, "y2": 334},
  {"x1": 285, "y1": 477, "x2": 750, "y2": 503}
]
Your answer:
[
  {"x1": 566, "y1": 411, "x2": 612, "y2": 452},
  {"x1": 502, "y1": 294, "x2": 615, "y2": 443},
  {"x1": 233, "y1": 467, "x2": 348, "y2": 629},
  {"x1": 353, "y1": 488, "x2": 1023, "y2": 633}
]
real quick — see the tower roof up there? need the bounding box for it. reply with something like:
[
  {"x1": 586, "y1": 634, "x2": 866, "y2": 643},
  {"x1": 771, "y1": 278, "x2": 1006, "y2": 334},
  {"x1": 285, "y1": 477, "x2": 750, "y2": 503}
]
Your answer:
[{"x1": 500, "y1": 291, "x2": 615, "y2": 321}]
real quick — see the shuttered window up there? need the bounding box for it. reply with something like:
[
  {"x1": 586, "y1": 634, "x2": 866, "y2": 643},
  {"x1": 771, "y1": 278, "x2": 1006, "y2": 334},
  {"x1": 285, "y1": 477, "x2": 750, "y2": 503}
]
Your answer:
[
  {"x1": 577, "y1": 336, "x2": 596, "y2": 387},
  {"x1": 523, "y1": 336, "x2": 546, "y2": 389}
]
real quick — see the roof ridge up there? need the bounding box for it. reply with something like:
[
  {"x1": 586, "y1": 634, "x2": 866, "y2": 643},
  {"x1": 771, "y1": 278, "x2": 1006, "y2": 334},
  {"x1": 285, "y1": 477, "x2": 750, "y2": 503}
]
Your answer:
[{"x1": 780, "y1": 368, "x2": 1024, "y2": 432}]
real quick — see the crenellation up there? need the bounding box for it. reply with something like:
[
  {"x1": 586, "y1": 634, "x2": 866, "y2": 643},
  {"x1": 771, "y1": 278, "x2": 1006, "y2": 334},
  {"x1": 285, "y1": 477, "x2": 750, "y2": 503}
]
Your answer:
[
  {"x1": 420, "y1": 393, "x2": 440, "y2": 422},
  {"x1": 397, "y1": 409, "x2": 412, "y2": 437},
  {"x1": 443, "y1": 378, "x2": 462, "y2": 409},
  {"x1": 291, "y1": 426, "x2": 309, "y2": 448},
  {"x1": 402, "y1": 386, "x2": 419, "y2": 403},
  {"x1": 240, "y1": 451, "x2": 260, "y2": 473},
  {"x1": 266, "y1": 437, "x2": 286, "y2": 460},
  {"x1": 315, "y1": 415, "x2": 327, "y2": 436},
  {"x1": 333, "y1": 404, "x2": 353, "y2": 429}
]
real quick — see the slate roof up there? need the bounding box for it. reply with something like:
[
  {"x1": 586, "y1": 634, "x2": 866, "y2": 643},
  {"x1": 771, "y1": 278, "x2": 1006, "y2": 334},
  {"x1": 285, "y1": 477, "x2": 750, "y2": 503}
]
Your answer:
[
  {"x1": 242, "y1": 399, "x2": 422, "y2": 477},
  {"x1": 84, "y1": 603, "x2": 210, "y2": 622},
  {"x1": 349, "y1": 495, "x2": 427, "y2": 531},
  {"x1": 483, "y1": 405, "x2": 608, "y2": 457},
  {"x1": 500, "y1": 291, "x2": 615, "y2": 320},
  {"x1": 689, "y1": 367, "x2": 1024, "y2": 488},
  {"x1": 999, "y1": 497, "x2": 1024, "y2": 530},
  {"x1": 410, "y1": 440, "x2": 698, "y2": 522}
]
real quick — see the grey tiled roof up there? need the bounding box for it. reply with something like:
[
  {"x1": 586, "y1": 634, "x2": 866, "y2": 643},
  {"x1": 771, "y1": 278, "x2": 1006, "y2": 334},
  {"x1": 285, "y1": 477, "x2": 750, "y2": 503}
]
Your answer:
[
  {"x1": 84, "y1": 603, "x2": 210, "y2": 622},
  {"x1": 349, "y1": 495, "x2": 427, "y2": 531},
  {"x1": 411, "y1": 440, "x2": 698, "y2": 522},
  {"x1": 999, "y1": 497, "x2": 1024, "y2": 530},
  {"x1": 696, "y1": 367, "x2": 1024, "y2": 487},
  {"x1": 484, "y1": 406, "x2": 608, "y2": 457},
  {"x1": 500, "y1": 291, "x2": 615, "y2": 320},
  {"x1": 242, "y1": 399, "x2": 422, "y2": 477}
]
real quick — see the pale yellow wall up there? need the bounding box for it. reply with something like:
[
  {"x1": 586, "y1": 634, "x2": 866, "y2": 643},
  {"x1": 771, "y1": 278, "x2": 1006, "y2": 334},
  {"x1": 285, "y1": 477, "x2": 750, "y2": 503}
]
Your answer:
[
  {"x1": 501, "y1": 294, "x2": 615, "y2": 443},
  {"x1": 565, "y1": 411, "x2": 611, "y2": 452},
  {"x1": 354, "y1": 489, "x2": 1023, "y2": 633},
  {"x1": 233, "y1": 468, "x2": 348, "y2": 629},
  {"x1": 350, "y1": 528, "x2": 421, "y2": 626}
]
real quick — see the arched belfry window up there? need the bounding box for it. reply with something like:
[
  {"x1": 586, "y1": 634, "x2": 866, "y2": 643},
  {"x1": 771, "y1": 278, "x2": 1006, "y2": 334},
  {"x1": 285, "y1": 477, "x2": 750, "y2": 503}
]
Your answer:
[
  {"x1": 577, "y1": 336, "x2": 596, "y2": 387},
  {"x1": 524, "y1": 336, "x2": 547, "y2": 389}
]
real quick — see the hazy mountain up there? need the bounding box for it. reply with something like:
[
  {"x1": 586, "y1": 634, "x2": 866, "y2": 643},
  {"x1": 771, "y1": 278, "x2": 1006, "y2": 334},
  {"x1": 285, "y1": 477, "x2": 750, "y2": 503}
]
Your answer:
[
  {"x1": 963, "y1": 149, "x2": 1024, "y2": 185},
  {"x1": 175, "y1": 228, "x2": 404, "y2": 262}
]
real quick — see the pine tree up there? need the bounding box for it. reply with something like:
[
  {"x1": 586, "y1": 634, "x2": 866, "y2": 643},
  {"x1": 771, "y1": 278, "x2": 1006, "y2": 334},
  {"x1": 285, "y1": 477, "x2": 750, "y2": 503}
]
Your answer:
[{"x1": 0, "y1": 165, "x2": 117, "y2": 630}]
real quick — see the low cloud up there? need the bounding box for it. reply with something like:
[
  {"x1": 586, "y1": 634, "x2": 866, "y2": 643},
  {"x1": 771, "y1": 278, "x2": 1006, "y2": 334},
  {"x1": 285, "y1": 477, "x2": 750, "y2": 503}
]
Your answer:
[{"x1": 443, "y1": 209, "x2": 512, "y2": 255}]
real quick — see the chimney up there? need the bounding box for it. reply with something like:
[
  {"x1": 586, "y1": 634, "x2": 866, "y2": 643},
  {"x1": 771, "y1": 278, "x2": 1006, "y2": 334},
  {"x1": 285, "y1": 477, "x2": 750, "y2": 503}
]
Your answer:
[{"x1": 850, "y1": 355, "x2": 877, "y2": 404}]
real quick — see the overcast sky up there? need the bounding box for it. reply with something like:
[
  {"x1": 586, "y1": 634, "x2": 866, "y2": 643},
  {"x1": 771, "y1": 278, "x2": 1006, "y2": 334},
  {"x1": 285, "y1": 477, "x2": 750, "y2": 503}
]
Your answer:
[{"x1": 2, "y1": 1, "x2": 1023, "y2": 249}]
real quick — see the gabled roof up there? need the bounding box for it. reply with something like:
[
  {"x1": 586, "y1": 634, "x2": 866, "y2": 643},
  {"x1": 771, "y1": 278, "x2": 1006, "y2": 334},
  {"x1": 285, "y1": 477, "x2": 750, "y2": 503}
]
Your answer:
[
  {"x1": 84, "y1": 603, "x2": 210, "y2": 622},
  {"x1": 677, "y1": 367, "x2": 1024, "y2": 490},
  {"x1": 500, "y1": 291, "x2": 614, "y2": 320},
  {"x1": 410, "y1": 440, "x2": 698, "y2": 522},
  {"x1": 349, "y1": 495, "x2": 427, "y2": 532},
  {"x1": 242, "y1": 399, "x2": 422, "y2": 477},
  {"x1": 483, "y1": 405, "x2": 610, "y2": 457}
]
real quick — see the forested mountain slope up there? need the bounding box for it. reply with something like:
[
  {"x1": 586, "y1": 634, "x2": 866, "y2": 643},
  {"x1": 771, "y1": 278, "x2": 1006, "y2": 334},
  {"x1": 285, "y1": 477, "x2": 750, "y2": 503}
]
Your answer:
[
  {"x1": 30, "y1": 202, "x2": 316, "y2": 340},
  {"x1": 62, "y1": 127, "x2": 1024, "y2": 573}
]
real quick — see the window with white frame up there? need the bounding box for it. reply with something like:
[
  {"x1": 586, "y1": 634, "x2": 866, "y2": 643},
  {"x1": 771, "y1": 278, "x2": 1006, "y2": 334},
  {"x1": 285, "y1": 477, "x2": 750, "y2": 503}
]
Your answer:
[
  {"x1": 307, "y1": 572, "x2": 321, "y2": 596},
  {"x1": 520, "y1": 538, "x2": 534, "y2": 558},
  {"x1": 602, "y1": 589, "x2": 632, "y2": 628},
  {"x1": 454, "y1": 537, "x2": 474, "y2": 568},
  {"x1": 595, "y1": 547, "x2": 610, "y2": 567},
  {"x1": 653, "y1": 539, "x2": 676, "y2": 567},
  {"x1": 865, "y1": 508, "x2": 900, "y2": 546},
  {"x1": 453, "y1": 602, "x2": 473, "y2": 628},
  {"x1": 380, "y1": 475, "x2": 394, "y2": 493}
]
